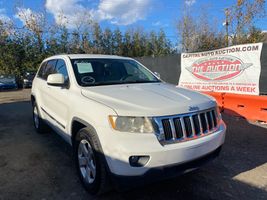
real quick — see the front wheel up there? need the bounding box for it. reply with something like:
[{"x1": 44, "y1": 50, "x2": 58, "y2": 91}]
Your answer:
[{"x1": 75, "y1": 127, "x2": 110, "y2": 195}]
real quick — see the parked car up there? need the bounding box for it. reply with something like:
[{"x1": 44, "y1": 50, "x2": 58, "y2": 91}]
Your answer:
[
  {"x1": 31, "y1": 54, "x2": 226, "y2": 194},
  {"x1": 22, "y1": 71, "x2": 35, "y2": 88},
  {"x1": 0, "y1": 75, "x2": 18, "y2": 90}
]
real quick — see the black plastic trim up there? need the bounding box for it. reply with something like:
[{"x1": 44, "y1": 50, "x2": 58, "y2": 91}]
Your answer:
[{"x1": 41, "y1": 107, "x2": 65, "y2": 129}]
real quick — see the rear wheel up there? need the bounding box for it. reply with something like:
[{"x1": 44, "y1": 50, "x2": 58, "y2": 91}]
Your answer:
[
  {"x1": 32, "y1": 101, "x2": 48, "y2": 133},
  {"x1": 75, "y1": 127, "x2": 110, "y2": 195}
]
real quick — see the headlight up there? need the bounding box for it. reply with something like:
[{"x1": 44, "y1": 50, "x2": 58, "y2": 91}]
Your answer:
[
  {"x1": 108, "y1": 116, "x2": 155, "y2": 133},
  {"x1": 23, "y1": 79, "x2": 28, "y2": 83}
]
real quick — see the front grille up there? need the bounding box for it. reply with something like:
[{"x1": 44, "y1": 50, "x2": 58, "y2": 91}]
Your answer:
[{"x1": 155, "y1": 108, "x2": 219, "y2": 144}]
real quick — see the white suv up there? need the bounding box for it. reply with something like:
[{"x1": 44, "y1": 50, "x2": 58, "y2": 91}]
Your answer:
[{"x1": 31, "y1": 54, "x2": 226, "y2": 194}]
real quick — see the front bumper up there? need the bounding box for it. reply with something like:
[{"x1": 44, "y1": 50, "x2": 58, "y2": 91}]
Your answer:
[
  {"x1": 98, "y1": 121, "x2": 226, "y2": 177},
  {"x1": 111, "y1": 145, "x2": 222, "y2": 188}
]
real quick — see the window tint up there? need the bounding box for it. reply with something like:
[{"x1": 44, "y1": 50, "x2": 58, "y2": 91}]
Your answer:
[
  {"x1": 55, "y1": 59, "x2": 69, "y2": 82},
  {"x1": 43, "y1": 60, "x2": 57, "y2": 80},
  {"x1": 37, "y1": 61, "x2": 47, "y2": 79}
]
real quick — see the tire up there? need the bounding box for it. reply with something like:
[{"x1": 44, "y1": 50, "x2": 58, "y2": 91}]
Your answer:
[
  {"x1": 74, "y1": 127, "x2": 110, "y2": 195},
  {"x1": 32, "y1": 101, "x2": 49, "y2": 133}
]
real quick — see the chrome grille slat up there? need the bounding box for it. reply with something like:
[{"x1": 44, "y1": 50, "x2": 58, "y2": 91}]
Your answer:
[
  {"x1": 157, "y1": 108, "x2": 219, "y2": 145},
  {"x1": 204, "y1": 112, "x2": 210, "y2": 131},
  {"x1": 209, "y1": 111, "x2": 215, "y2": 129},
  {"x1": 189, "y1": 116, "x2": 195, "y2": 136},
  {"x1": 169, "y1": 119, "x2": 176, "y2": 140},
  {"x1": 211, "y1": 110, "x2": 217, "y2": 127},
  {"x1": 180, "y1": 118, "x2": 186, "y2": 138},
  {"x1": 198, "y1": 114, "x2": 203, "y2": 134}
]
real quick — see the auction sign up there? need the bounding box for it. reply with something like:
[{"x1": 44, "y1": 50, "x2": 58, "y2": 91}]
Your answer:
[{"x1": 178, "y1": 43, "x2": 263, "y2": 95}]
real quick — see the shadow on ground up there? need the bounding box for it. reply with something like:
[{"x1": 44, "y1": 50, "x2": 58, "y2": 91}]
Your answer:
[{"x1": 0, "y1": 101, "x2": 267, "y2": 200}]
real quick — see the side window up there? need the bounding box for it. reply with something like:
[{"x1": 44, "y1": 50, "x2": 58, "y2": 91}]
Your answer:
[
  {"x1": 55, "y1": 59, "x2": 69, "y2": 82},
  {"x1": 43, "y1": 60, "x2": 57, "y2": 80},
  {"x1": 37, "y1": 61, "x2": 47, "y2": 79}
]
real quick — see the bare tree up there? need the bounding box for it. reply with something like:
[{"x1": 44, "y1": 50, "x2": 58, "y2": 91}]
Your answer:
[
  {"x1": 176, "y1": 4, "x2": 224, "y2": 52},
  {"x1": 16, "y1": 7, "x2": 46, "y2": 52},
  {"x1": 176, "y1": 13, "x2": 198, "y2": 52},
  {"x1": 176, "y1": 0, "x2": 265, "y2": 52},
  {"x1": 66, "y1": 11, "x2": 92, "y2": 53},
  {"x1": 0, "y1": 19, "x2": 14, "y2": 40},
  {"x1": 228, "y1": 0, "x2": 266, "y2": 44}
]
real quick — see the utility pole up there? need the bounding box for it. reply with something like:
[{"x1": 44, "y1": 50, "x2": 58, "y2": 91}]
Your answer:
[{"x1": 224, "y1": 8, "x2": 230, "y2": 47}]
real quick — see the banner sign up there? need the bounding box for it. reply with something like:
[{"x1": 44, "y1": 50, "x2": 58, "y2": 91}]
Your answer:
[{"x1": 179, "y1": 43, "x2": 263, "y2": 95}]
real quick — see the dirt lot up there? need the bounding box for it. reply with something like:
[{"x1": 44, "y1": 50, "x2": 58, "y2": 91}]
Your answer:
[{"x1": 0, "y1": 89, "x2": 267, "y2": 200}]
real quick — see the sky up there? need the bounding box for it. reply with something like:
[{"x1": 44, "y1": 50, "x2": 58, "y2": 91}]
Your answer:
[{"x1": 0, "y1": 0, "x2": 266, "y2": 44}]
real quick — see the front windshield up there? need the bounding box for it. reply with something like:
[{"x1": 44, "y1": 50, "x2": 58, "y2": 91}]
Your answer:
[{"x1": 71, "y1": 58, "x2": 160, "y2": 86}]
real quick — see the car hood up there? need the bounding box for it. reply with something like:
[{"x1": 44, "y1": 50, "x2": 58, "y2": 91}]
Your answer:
[{"x1": 81, "y1": 83, "x2": 216, "y2": 116}]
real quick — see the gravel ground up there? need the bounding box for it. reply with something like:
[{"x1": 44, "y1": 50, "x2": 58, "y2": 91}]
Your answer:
[{"x1": 0, "y1": 89, "x2": 267, "y2": 200}]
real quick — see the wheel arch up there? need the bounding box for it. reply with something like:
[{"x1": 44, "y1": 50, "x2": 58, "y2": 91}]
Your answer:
[
  {"x1": 71, "y1": 117, "x2": 112, "y2": 194},
  {"x1": 71, "y1": 117, "x2": 97, "y2": 146},
  {"x1": 71, "y1": 117, "x2": 111, "y2": 173}
]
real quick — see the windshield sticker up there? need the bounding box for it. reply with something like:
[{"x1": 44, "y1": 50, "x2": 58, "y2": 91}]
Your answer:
[{"x1": 77, "y1": 63, "x2": 93, "y2": 74}]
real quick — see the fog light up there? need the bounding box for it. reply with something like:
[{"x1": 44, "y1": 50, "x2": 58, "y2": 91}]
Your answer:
[{"x1": 129, "y1": 155, "x2": 150, "y2": 167}]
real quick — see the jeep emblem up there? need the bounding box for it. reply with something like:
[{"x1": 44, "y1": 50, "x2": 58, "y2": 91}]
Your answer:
[{"x1": 189, "y1": 106, "x2": 200, "y2": 112}]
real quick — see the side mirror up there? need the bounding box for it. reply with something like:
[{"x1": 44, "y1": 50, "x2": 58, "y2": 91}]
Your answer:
[
  {"x1": 47, "y1": 74, "x2": 65, "y2": 86},
  {"x1": 154, "y1": 72, "x2": 161, "y2": 79}
]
